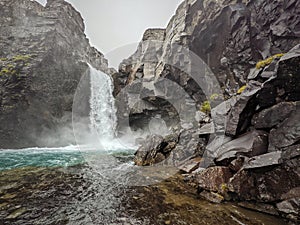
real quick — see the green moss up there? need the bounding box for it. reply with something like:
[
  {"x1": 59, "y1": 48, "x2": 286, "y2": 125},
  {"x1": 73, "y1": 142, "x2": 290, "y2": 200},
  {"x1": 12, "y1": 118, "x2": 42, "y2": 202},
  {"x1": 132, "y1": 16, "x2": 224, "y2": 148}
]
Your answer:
[
  {"x1": 0, "y1": 58, "x2": 8, "y2": 61},
  {"x1": 221, "y1": 183, "x2": 228, "y2": 192},
  {"x1": 200, "y1": 101, "x2": 211, "y2": 114},
  {"x1": 1, "y1": 68, "x2": 10, "y2": 74},
  {"x1": 256, "y1": 53, "x2": 284, "y2": 69},
  {"x1": 237, "y1": 85, "x2": 247, "y2": 94},
  {"x1": 12, "y1": 54, "x2": 31, "y2": 62}
]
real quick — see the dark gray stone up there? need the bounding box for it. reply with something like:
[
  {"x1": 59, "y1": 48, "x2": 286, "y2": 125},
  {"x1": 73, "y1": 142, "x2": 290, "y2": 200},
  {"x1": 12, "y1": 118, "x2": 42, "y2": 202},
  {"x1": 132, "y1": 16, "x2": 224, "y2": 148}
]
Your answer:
[
  {"x1": 225, "y1": 81, "x2": 262, "y2": 136},
  {"x1": 252, "y1": 102, "x2": 296, "y2": 129},
  {"x1": 215, "y1": 130, "x2": 268, "y2": 165},
  {"x1": 243, "y1": 152, "x2": 282, "y2": 170},
  {"x1": 269, "y1": 104, "x2": 300, "y2": 151}
]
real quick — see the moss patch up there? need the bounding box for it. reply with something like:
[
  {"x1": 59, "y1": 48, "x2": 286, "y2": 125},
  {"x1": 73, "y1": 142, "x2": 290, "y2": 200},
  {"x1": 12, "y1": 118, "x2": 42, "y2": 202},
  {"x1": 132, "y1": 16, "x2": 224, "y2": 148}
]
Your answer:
[{"x1": 256, "y1": 53, "x2": 284, "y2": 69}]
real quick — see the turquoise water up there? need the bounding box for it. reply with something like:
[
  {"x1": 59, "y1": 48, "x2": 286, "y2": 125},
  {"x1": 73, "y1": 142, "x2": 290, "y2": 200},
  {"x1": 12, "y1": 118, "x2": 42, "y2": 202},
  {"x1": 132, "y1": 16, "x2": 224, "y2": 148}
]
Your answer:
[{"x1": 0, "y1": 146, "x2": 135, "y2": 171}]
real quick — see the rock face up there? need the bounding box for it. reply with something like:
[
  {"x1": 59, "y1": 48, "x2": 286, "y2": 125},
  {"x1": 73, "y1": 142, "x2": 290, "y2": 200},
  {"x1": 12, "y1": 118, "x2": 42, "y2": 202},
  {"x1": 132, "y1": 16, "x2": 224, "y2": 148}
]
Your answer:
[
  {"x1": 114, "y1": 0, "x2": 300, "y2": 101},
  {"x1": 129, "y1": 0, "x2": 300, "y2": 222},
  {"x1": 0, "y1": 0, "x2": 112, "y2": 148}
]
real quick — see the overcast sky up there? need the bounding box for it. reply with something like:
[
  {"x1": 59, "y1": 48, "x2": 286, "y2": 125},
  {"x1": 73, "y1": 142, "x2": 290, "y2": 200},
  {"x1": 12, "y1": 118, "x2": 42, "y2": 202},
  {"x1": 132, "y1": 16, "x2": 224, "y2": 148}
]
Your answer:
[{"x1": 36, "y1": 0, "x2": 183, "y2": 68}]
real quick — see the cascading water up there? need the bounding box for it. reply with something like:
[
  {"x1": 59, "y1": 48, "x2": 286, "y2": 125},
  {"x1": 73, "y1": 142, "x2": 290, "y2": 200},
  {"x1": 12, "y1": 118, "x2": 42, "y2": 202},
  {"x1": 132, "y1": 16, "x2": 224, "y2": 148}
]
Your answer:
[{"x1": 89, "y1": 65, "x2": 117, "y2": 144}]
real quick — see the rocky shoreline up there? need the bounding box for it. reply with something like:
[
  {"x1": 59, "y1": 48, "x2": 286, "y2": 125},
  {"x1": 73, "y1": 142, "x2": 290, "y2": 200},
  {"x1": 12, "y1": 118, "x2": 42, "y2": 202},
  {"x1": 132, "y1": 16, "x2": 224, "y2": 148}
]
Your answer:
[
  {"x1": 132, "y1": 30, "x2": 300, "y2": 225},
  {"x1": 118, "y1": 0, "x2": 300, "y2": 223}
]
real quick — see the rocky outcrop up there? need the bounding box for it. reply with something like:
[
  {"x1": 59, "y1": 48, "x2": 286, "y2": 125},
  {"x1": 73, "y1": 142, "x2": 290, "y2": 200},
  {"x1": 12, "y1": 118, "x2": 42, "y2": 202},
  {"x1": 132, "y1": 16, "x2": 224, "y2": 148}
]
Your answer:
[
  {"x1": 130, "y1": 0, "x2": 300, "y2": 222},
  {"x1": 114, "y1": 0, "x2": 300, "y2": 144},
  {"x1": 0, "y1": 0, "x2": 112, "y2": 148}
]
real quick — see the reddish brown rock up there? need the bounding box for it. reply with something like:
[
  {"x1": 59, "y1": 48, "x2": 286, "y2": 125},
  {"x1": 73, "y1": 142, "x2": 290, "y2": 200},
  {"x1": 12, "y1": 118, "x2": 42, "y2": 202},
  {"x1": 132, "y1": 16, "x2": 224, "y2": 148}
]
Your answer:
[{"x1": 195, "y1": 166, "x2": 233, "y2": 193}]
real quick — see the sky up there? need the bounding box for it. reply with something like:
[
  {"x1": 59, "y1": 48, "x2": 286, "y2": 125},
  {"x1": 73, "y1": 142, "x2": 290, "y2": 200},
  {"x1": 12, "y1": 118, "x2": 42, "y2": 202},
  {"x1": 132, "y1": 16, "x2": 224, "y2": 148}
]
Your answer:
[{"x1": 36, "y1": 0, "x2": 183, "y2": 68}]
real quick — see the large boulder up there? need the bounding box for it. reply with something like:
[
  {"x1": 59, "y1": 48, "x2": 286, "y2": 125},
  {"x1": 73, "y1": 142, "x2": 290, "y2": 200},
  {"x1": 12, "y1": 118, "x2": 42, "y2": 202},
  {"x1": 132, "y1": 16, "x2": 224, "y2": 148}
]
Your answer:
[
  {"x1": 215, "y1": 130, "x2": 268, "y2": 165},
  {"x1": 269, "y1": 103, "x2": 300, "y2": 151},
  {"x1": 252, "y1": 102, "x2": 297, "y2": 129},
  {"x1": 225, "y1": 81, "x2": 262, "y2": 136},
  {"x1": 228, "y1": 157, "x2": 300, "y2": 203},
  {"x1": 194, "y1": 166, "x2": 233, "y2": 193}
]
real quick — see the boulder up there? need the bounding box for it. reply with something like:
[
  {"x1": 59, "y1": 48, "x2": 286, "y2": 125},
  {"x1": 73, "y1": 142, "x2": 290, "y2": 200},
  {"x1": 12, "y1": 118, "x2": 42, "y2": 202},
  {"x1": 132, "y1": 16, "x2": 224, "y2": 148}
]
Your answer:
[
  {"x1": 215, "y1": 130, "x2": 268, "y2": 165},
  {"x1": 225, "y1": 81, "x2": 262, "y2": 136},
  {"x1": 252, "y1": 102, "x2": 296, "y2": 129},
  {"x1": 165, "y1": 128, "x2": 207, "y2": 166},
  {"x1": 242, "y1": 152, "x2": 282, "y2": 170},
  {"x1": 134, "y1": 135, "x2": 165, "y2": 166},
  {"x1": 195, "y1": 166, "x2": 233, "y2": 193},
  {"x1": 228, "y1": 157, "x2": 300, "y2": 202},
  {"x1": 276, "y1": 198, "x2": 300, "y2": 222},
  {"x1": 178, "y1": 157, "x2": 201, "y2": 174},
  {"x1": 269, "y1": 104, "x2": 300, "y2": 151}
]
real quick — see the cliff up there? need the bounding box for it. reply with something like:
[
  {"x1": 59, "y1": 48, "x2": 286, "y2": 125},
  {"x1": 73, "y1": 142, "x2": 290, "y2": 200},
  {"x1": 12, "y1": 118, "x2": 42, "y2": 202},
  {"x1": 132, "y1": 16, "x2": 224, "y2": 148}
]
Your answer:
[
  {"x1": 120, "y1": 0, "x2": 300, "y2": 222},
  {"x1": 114, "y1": 0, "x2": 300, "y2": 134},
  {"x1": 0, "y1": 0, "x2": 112, "y2": 148}
]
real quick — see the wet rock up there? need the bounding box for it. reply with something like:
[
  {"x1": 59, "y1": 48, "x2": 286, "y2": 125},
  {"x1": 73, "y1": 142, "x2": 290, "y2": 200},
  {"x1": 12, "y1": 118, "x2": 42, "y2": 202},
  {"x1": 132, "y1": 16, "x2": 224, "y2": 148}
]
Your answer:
[
  {"x1": 134, "y1": 135, "x2": 165, "y2": 166},
  {"x1": 164, "y1": 129, "x2": 207, "y2": 166},
  {"x1": 252, "y1": 102, "x2": 296, "y2": 129},
  {"x1": 215, "y1": 130, "x2": 268, "y2": 165},
  {"x1": 195, "y1": 166, "x2": 232, "y2": 193},
  {"x1": 269, "y1": 104, "x2": 300, "y2": 151},
  {"x1": 281, "y1": 187, "x2": 300, "y2": 201}
]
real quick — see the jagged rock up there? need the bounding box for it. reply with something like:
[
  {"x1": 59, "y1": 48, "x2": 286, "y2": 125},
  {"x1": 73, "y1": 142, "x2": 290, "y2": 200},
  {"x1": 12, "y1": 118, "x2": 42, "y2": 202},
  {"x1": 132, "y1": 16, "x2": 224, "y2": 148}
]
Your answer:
[
  {"x1": 165, "y1": 128, "x2": 207, "y2": 166},
  {"x1": 281, "y1": 144, "x2": 300, "y2": 161},
  {"x1": 256, "y1": 45, "x2": 300, "y2": 109},
  {"x1": 215, "y1": 130, "x2": 268, "y2": 165},
  {"x1": 178, "y1": 157, "x2": 201, "y2": 174},
  {"x1": 229, "y1": 156, "x2": 247, "y2": 172},
  {"x1": 252, "y1": 102, "x2": 297, "y2": 129},
  {"x1": 276, "y1": 198, "x2": 300, "y2": 222},
  {"x1": 225, "y1": 81, "x2": 262, "y2": 136},
  {"x1": 242, "y1": 152, "x2": 282, "y2": 170},
  {"x1": 195, "y1": 166, "x2": 232, "y2": 193},
  {"x1": 134, "y1": 135, "x2": 165, "y2": 166},
  {"x1": 134, "y1": 128, "x2": 208, "y2": 167},
  {"x1": 268, "y1": 104, "x2": 300, "y2": 151},
  {"x1": 228, "y1": 157, "x2": 300, "y2": 202},
  {"x1": 0, "y1": 0, "x2": 112, "y2": 148}
]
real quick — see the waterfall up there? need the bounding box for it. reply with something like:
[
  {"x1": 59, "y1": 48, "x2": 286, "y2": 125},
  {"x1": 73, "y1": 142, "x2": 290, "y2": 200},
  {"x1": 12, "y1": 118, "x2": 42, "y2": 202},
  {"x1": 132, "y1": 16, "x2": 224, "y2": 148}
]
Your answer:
[{"x1": 89, "y1": 65, "x2": 117, "y2": 143}]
